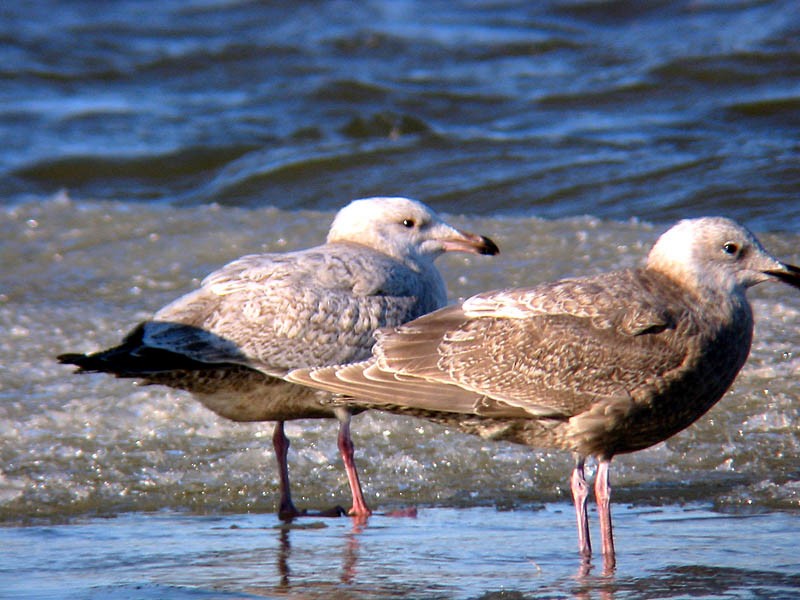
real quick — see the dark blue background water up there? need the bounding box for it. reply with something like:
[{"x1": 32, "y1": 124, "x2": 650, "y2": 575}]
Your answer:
[{"x1": 3, "y1": 0, "x2": 799, "y2": 228}]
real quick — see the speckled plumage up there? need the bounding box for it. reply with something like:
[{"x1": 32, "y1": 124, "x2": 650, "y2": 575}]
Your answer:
[
  {"x1": 288, "y1": 216, "x2": 800, "y2": 562},
  {"x1": 140, "y1": 241, "x2": 451, "y2": 422},
  {"x1": 59, "y1": 196, "x2": 499, "y2": 519},
  {"x1": 304, "y1": 267, "x2": 753, "y2": 457}
]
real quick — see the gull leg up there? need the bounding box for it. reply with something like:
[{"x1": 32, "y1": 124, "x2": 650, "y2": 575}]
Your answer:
[
  {"x1": 571, "y1": 455, "x2": 592, "y2": 558},
  {"x1": 595, "y1": 458, "x2": 616, "y2": 568},
  {"x1": 335, "y1": 407, "x2": 372, "y2": 519},
  {"x1": 273, "y1": 421, "x2": 304, "y2": 520}
]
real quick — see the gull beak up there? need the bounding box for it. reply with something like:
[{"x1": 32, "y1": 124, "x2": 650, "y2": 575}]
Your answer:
[
  {"x1": 440, "y1": 230, "x2": 500, "y2": 256},
  {"x1": 765, "y1": 262, "x2": 800, "y2": 290}
]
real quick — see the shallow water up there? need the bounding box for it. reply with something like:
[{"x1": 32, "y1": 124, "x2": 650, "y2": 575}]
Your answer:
[
  {"x1": 2, "y1": 1, "x2": 800, "y2": 597},
  {"x1": 3, "y1": 506, "x2": 799, "y2": 600}
]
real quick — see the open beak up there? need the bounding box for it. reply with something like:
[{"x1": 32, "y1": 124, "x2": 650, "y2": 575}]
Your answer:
[
  {"x1": 766, "y1": 262, "x2": 800, "y2": 290},
  {"x1": 441, "y1": 230, "x2": 500, "y2": 256}
]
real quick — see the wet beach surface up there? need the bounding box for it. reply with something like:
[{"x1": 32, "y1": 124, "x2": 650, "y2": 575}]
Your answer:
[
  {"x1": 3, "y1": 507, "x2": 800, "y2": 599},
  {"x1": 2, "y1": 1, "x2": 799, "y2": 598}
]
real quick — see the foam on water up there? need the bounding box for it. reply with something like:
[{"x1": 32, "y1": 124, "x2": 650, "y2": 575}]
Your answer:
[{"x1": 2, "y1": 197, "x2": 798, "y2": 523}]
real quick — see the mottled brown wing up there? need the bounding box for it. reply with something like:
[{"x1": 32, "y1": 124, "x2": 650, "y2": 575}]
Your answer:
[
  {"x1": 337, "y1": 271, "x2": 688, "y2": 418},
  {"x1": 431, "y1": 310, "x2": 684, "y2": 417}
]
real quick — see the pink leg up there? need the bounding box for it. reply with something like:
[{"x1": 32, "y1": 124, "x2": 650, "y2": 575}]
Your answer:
[
  {"x1": 571, "y1": 456, "x2": 592, "y2": 558},
  {"x1": 273, "y1": 421, "x2": 303, "y2": 520},
  {"x1": 595, "y1": 459, "x2": 616, "y2": 567},
  {"x1": 336, "y1": 408, "x2": 371, "y2": 518}
]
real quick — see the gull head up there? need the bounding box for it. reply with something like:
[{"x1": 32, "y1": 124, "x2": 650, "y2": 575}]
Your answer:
[
  {"x1": 646, "y1": 216, "x2": 800, "y2": 295},
  {"x1": 327, "y1": 197, "x2": 499, "y2": 263}
]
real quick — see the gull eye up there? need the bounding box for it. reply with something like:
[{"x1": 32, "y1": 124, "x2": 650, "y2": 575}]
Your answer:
[
  {"x1": 722, "y1": 242, "x2": 739, "y2": 256},
  {"x1": 401, "y1": 219, "x2": 415, "y2": 228}
]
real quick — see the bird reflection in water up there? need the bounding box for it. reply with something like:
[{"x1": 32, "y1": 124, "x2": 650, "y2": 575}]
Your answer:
[{"x1": 274, "y1": 517, "x2": 365, "y2": 592}]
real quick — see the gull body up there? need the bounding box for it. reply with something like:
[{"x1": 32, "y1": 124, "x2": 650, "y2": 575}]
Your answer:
[
  {"x1": 59, "y1": 197, "x2": 499, "y2": 520},
  {"x1": 288, "y1": 217, "x2": 799, "y2": 560}
]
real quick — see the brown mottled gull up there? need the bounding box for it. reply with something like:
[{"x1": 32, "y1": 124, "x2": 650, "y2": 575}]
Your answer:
[
  {"x1": 288, "y1": 217, "x2": 800, "y2": 563},
  {"x1": 58, "y1": 196, "x2": 499, "y2": 520}
]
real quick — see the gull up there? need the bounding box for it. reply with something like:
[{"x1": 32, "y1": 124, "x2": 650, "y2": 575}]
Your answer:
[
  {"x1": 287, "y1": 217, "x2": 799, "y2": 562},
  {"x1": 59, "y1": 197, "x2": 499, "y2": 520}
]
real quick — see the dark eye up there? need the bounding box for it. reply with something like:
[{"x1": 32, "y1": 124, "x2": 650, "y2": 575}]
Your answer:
[
  {"x1": 401, "y1": 219, "x2": 415, "y2": 228},
  {"x1": 722, "y1": 242, "x2": 739, "y2": 256}
]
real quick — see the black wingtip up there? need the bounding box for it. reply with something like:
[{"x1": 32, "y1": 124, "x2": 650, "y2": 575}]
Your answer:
[
  {"x1": 57, "y1": 352, "x2": 105, "y2": 373},
  {"x1": 57, "y1": 352, "x2": 88, "y2": 366}
]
